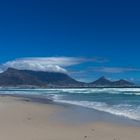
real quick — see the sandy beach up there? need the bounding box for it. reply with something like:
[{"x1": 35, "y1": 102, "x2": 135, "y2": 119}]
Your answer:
[{"x1": 0, "y1": 96, "x2": 139, "y2": 140}]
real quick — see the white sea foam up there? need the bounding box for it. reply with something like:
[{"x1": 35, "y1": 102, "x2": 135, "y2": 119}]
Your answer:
[
  {"x1": 1, "y1": 88, "x2": 140, "y2": 95},
  {"x1": 43, "y1": 88, "x2": 140, "y2": 95},
  {"x1": 46, "y1": 94, "x2": 65, "y2": 100},
  {"x1": 0, "y1": 88, "x2": 140, "y2": 121},
  {"x1": 52, "y1": 95, "x2": 140, "y2": 121}
]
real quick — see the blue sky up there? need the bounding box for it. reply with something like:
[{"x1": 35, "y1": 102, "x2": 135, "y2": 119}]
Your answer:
[{"x1": 0, "y1": 0, "x2": 140, "y2": 83}]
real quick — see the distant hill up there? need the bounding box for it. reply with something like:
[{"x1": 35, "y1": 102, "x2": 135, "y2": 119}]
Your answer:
[
  {"x1": 90, "y1": 76, "x2": 112, "y2": 86},
  {"x1": 90, "y1": 76, "x2": 134, "y2": 87},
  {"x1": 112, "y1": 79, "x2": 135, "y2": 86},
  {"x1": 0, "y1": 68, "x2": 135, "y2": 88}
]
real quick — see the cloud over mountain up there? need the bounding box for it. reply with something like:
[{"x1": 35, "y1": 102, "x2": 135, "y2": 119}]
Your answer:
[{"x1": 0, "y1": 57, "x2": 95, "y2": 73}]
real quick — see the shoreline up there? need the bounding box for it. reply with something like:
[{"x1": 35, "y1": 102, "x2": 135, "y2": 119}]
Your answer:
[
  {"x1": 0, "y1": 95, "x2": 139, "y2": 140},
  {"x1": 1, "y1": 94, "x2": 140, "y2": 127}
]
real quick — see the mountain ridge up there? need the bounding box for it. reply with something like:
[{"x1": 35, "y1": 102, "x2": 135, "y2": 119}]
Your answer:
[
  {"x1": 90, "y1": 76, "x2": 134, "y2": 87},
  {"x1": 0, "y1": 68, "x2": 135, "y2": 88}
]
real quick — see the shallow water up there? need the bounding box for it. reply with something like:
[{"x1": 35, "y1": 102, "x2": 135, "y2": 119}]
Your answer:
[{"x1": 1, "y1": 88, "x2": 140, "y2": 122}]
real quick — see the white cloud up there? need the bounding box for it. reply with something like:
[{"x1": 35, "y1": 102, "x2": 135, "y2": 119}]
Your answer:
[
  {"x1": 11, "y1": 57, "x2": 86, "y2": 67},
  {"x1": 0, "y1": 57, "x2": 93, "y2": 73},
  {"x1": 0, "y1": 57, "x2": 108, "y2": 74}
]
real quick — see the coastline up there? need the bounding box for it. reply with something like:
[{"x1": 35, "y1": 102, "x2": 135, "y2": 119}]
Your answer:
[{"x1": 0, "y1": 95, "x2": 140, "y2": 140}]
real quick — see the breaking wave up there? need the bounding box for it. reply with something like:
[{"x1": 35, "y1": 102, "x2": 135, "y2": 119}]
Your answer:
[
  {"x1": 0, "y1": 88, "x2": 140, "y2": 121},
  {"x1": 52, "y1": 95, "x2": 140, "y2": 121}
]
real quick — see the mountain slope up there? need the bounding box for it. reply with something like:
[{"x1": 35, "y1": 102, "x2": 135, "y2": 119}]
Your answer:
[
  {"x1": 90, "y1": 76, "x2": 112, "y2": 86},
  {"x1": 0, "y1": 68, "x2": 83, "y2": 87},
  {"x1": 0, "y1": 69, "x2": 135, "y2": 87},
  {"x1": 112, "y1": 79, "x2": 135, "y2": 86},
  {"x1": 90, "y1": 76, "x2": 134, "y2": 87}
]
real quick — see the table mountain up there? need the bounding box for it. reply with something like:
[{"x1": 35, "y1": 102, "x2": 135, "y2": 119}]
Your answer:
[{"x1": 0, "y1": 68, "x2": 83, "y2": 87}]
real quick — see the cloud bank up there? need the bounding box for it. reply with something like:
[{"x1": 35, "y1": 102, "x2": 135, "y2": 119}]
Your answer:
[{"x1": 0, "y1": 57, "x2": 95, "y2": 73}]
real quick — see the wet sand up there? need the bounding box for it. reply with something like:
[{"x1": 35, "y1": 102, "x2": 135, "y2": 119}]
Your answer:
[{"x1": 0, "y1": 96, "x2": 139, "y2": 140}]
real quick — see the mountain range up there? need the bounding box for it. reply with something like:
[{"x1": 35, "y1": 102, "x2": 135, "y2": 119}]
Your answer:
[
  {"x1": 90, "y1": 76, "x2": 134, "y2": 87},
  {"x1": 0, "y1": 68, "x2": 135, "y2": 88}
]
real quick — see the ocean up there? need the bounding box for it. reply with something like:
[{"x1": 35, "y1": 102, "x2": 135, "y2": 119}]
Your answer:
[{"x1": 0, "y1": 88, "x2": 140, "y2": 121}]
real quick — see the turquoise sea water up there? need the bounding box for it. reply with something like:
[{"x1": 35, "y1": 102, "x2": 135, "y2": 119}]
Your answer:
[{"x1": 0, "y1": 88, "x2": 140, "y2": 121}]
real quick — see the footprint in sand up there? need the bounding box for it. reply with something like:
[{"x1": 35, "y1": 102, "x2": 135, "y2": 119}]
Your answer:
[
  {"x1": 84, "y1": 135, "x2": 88, "y2": 139},
  {"x1": 27, "y1": 117, "x2": 32, "y2": 120}
]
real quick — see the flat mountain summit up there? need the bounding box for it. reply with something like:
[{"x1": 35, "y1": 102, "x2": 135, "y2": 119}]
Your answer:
[
  {"x1": 0, "y1": 68, "x2": 83, "y2": 87},
  {"x1": 0, "y1": 68, "x2": 135, "y2": 88}
]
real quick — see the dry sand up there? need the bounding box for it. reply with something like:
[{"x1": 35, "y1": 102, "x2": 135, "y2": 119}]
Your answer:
[{"x1": 0, "y1": 96, "x2": 139, "y2": 140}]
